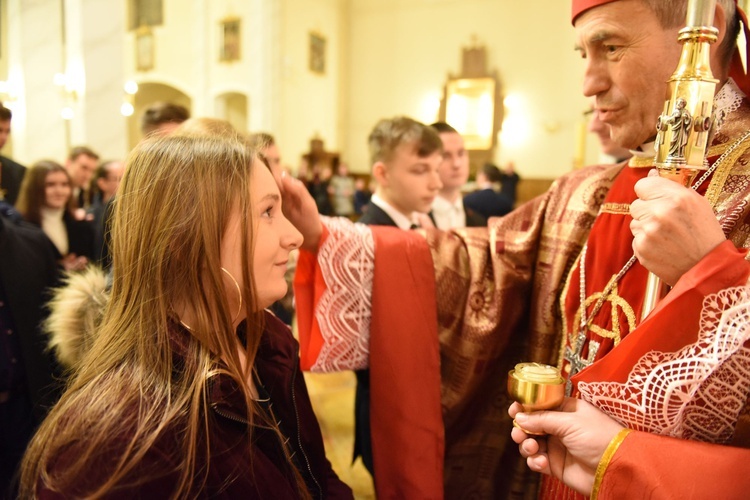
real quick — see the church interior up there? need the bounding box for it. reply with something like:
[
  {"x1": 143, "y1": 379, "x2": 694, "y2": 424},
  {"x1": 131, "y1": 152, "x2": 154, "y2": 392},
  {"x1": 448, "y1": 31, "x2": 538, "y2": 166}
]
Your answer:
[
  {"x1": 0, "y1": 0, "x2": 613, "y2": 189},
  {"x1": 7, "y1": 1, "x2": 749, "y2": 498}
]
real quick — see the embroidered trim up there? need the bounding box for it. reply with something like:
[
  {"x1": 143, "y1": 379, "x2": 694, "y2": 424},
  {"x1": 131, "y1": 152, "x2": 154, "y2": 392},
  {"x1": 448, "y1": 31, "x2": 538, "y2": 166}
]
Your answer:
[
  {"x1": 591, "y1": 428, "x2": 632, "y2": 500},
  {"x1": 627, "y1": 156, "x2": 654, "y2": 168},
  {"x1": 578, "y1": 286, "x2": 750, "y2": 443},
  {"x1": 598, "y1": 203, "x2": 631, "y2": 215},
  {"x1": 702, "y1": 79, "x2": 747, "y2": 160},
  {"x1": 311, "y1": 216, "x2": 375, "y2": 372}
]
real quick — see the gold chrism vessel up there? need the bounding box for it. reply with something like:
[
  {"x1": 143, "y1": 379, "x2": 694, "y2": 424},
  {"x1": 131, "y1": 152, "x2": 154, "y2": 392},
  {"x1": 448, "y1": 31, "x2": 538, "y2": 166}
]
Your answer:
[{"x1": 507, "y1": 362, "x2": 565, "y2": 435}]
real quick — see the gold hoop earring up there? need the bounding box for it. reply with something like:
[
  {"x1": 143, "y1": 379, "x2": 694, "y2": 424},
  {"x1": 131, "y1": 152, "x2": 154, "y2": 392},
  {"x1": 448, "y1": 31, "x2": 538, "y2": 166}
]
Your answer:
[{"x1": 221, "y1": 267, "x2": 243, "y2": 323}]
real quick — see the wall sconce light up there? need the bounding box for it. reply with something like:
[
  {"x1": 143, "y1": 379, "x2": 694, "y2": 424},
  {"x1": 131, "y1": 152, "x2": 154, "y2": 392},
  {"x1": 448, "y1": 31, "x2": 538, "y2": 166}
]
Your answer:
[
  {"x1": 54, "y1": 72, "x2": 79, "y2": 121},
  {"x1": 121, "y1": 80, "x2": 138, "y2": 116},
  {"x1": 445, "y1": 77, "x2": 496, "y2": 150},
  {"x1": 499, "y1": 92, "x2": 532, "y2": 149},
  {"x1": 0, "y1": 79, "x2": 21, "y2": 110}
]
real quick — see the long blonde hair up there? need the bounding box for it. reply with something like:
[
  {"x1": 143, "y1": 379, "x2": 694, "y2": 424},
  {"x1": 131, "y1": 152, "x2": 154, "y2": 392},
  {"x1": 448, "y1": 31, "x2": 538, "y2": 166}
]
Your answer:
[{"x1": 20, "y1": 134, "x2": 300, "y2": 498}]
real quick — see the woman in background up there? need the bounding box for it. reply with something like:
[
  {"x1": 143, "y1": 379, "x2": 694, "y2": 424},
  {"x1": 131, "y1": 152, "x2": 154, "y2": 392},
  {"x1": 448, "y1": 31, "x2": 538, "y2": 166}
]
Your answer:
[
  {"x1": 20, "y1": 134, "x2": 352, "y2": 499},
  {"x1": 16, "y1": 160, "x2": 93, "y2": 271}
]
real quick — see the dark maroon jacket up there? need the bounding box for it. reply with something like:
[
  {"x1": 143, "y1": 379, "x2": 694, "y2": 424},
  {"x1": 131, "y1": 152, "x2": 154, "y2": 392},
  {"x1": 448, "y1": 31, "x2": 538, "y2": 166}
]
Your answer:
[{"x1": 38, "y1": 312, "x2": 353, "y2": 499}]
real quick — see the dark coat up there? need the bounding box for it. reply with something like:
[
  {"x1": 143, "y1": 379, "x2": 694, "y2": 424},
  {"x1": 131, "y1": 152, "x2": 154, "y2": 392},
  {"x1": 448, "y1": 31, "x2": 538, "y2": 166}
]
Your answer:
[
  {"x1": 62, "y1": 212, "x2": 95, "y2": 260},
  {"x1": 357, "y1": 202, "x2": 396, "y2": 227},
  {"x1": 0, "y1": 156, "x2": 26, "y2": 206},
  {"x1": 0, "y1": 214, "x2": 61, "y2": 420},
  {"x1": 464, "y1": 203, "x2": 487, "y2": 227},
  {"x1": 463, "y1": 172, "x2": 520, "y2": 219},
  {"x1": 38, "y1": 313, "x2": 353, "y2": 499}
]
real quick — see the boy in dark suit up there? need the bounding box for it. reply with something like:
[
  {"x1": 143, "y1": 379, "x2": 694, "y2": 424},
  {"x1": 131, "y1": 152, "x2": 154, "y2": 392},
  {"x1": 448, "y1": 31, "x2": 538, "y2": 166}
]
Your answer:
[
  {"x1": 429, "y1": 122, "x2": 486, "y2": 228},
  {"x1": 359, "y1": 117, "x2": 443, "y2": 228},
  {"x1": 0, "y1": 104, "x2": 26, "y2": 206},
  {"x1": 354, "y1": 116, "x2": 443, "y2": 477}
]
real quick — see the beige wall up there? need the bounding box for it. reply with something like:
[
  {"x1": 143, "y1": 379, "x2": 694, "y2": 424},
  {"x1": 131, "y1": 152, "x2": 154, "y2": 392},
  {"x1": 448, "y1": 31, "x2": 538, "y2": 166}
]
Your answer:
[
  {"x1": 117, "y1": 0, "x2": 604, "y2": 177},
  {"x1": 121, "y1": 0, "x2": 346, "y2": 171},
  {"x1": 278, "y1": 0, "x2": 347, "y2": 171},
  {"x1": 344, "y1": 0, "x2": 598, "y2": 178}
]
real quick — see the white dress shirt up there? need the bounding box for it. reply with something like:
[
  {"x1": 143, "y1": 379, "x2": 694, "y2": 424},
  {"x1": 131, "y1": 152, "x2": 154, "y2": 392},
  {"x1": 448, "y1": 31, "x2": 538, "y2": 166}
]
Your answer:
[{"x1": 431, "y1": 195, "x2": 466, "y2": 230}]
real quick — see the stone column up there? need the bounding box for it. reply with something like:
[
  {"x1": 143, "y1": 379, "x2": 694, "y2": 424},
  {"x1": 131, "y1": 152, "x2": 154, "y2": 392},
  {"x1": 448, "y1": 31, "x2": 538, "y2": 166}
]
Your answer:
[
  {"x1": 7, "y1": 0, "x2": 127, "y2": 164},
  {"x1": 68, "y1": 0, "x2": 127, "y2": 159},
  {"x1": 7, "y1": 0, "x2": 67, "y2": 164}
]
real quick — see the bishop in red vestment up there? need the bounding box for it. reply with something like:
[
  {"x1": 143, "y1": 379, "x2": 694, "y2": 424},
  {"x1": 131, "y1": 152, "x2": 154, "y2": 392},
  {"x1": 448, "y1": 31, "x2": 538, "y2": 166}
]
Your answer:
[{"x1": 289, "y1": 0, "x2": 750, "y2": 498}]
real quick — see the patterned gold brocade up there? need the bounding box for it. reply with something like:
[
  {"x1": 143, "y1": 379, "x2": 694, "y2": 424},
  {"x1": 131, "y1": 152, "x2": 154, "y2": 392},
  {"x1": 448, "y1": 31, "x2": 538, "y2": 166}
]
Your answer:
[
  {"x1": 424, "y1": 164, "x2": 621, "y2": 498},
  {"x1": 704, "y1": 131, "x2": 750, "y2": 207}
]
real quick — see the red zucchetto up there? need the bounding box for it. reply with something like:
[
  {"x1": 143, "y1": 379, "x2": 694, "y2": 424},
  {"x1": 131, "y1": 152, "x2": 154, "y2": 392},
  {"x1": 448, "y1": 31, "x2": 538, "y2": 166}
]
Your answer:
[{"x1": 571, "y1": 0, "x2": 619, "y2": 24}]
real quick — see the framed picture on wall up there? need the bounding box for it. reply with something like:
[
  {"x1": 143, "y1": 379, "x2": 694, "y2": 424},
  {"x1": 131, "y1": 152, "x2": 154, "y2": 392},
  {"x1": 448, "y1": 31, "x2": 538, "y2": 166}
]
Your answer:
[
  {"x1": 220, "y1": 18, "x2": 241, "y2": 62},
  {"x1": 309, "y1": 32, "x2": 326, "y2": 75},
  {"x1": 135, "y1": 27, "x2": 154, "y2": 71},
  {"x1": 129, "y1": 0, "x2": 163, "y2": 31}
]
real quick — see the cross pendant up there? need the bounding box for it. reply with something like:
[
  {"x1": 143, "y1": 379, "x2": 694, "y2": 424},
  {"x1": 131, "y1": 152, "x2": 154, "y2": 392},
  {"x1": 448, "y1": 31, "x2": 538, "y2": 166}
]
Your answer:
[{"x1": 564, "y1": 330, "x2": 600, "y2": 396}]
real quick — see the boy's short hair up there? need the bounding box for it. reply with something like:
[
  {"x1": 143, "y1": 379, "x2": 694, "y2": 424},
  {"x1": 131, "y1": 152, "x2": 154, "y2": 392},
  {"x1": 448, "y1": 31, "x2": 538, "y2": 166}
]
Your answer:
[
  {"x1": 368, "y1": 116, "x2": 443, "y2": 165},
  {"x1": 430, "y1": 121, "x2": 459, "y2": 135},
  {"x1": 480, "y1": 163, "x2": 503, "y2": 183},
  {"x1": 68, "y1": 145, "x2": 100, "y2": 162},
  {"x1": 140, "y1": 102, "x2": 190, "y2": 135},
  {"x1": 0, "y1": 103, "x2": 12, "y2": 122},
  {"x1": 247, "y1": 132, "x2": 276, "y2": 150}
]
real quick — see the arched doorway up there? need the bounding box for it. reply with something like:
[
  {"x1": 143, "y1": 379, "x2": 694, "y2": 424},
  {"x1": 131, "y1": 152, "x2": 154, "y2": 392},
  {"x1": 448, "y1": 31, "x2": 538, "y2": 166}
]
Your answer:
[
  {"x1": 128, "y1": 82, "x2": 192, "y2": 150},
  {"x1": 214, "y1": 92, "x2": 248, "y2": 133}
]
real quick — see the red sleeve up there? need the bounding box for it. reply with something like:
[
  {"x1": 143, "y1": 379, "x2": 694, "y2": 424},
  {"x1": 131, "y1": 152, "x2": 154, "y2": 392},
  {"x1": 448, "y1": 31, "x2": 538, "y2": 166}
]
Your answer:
[
  {"x1": 575, "y1": 240, "x2": 750, "y2": 388},
  {"x1": 293, "y1": 225, "x2": 330, "y2": 370},
  {"x1": 598, "y1": 431, "x2": 750, "y2": 499}
]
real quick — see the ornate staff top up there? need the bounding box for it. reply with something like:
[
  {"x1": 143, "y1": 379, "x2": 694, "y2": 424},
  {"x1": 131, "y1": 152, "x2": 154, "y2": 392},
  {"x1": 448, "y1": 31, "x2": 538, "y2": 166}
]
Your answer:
[{"x1": 654, "y1": 0, "x2": 719, "y2": 178}]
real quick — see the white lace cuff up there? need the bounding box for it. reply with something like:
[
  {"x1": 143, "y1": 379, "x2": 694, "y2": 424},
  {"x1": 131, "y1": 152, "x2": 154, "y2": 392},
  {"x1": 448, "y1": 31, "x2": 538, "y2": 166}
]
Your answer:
[{"x1": 309, "y1": 216, "x2": 375, "y2": 372}]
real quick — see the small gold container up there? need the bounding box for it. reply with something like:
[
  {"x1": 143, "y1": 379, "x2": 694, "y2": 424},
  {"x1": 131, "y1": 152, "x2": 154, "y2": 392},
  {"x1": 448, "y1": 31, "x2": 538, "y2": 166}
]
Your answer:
[{"x1": 507, "y1": 362, "x2": 565, "y2": 435}]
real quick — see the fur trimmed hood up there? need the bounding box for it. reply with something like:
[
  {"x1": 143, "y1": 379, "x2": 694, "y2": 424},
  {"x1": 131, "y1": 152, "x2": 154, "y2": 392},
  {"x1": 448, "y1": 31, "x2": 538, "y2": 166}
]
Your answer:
[{"x1": 44, "y1": 266, "x2": 109, "y2": 369}]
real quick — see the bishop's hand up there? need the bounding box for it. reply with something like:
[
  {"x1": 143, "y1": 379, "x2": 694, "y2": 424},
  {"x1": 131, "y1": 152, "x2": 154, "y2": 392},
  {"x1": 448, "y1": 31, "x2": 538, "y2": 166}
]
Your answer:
[
  {"x1": 630, "y1": 169, "x2": 726, "y2": 286},
  {"x1": 278, "y1": 172, "x2": 323, "y2": 253},
  {"x1": 509, "y1": 398, "x2": 624, "y2": 496}
]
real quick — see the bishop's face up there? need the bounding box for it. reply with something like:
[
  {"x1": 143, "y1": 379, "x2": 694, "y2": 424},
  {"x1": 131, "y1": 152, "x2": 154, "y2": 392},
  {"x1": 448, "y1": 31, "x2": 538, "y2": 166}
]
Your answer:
[{"x1": 574, "y1": 1, "x2": 682, "y2": 150}]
